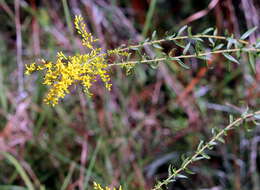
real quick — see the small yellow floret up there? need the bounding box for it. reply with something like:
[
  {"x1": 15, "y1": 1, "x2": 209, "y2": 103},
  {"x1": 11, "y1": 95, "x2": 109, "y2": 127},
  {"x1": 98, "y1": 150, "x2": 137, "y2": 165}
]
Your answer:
[
  {"x1": 93, "y1": 182, "x2": 122, "y2": 190},
  {"x1": 25, "y1": 63, "x2": 36, "y2": 75},
  {"x1": 74, "y1": 15, "x2": 98, "y2": 49}
]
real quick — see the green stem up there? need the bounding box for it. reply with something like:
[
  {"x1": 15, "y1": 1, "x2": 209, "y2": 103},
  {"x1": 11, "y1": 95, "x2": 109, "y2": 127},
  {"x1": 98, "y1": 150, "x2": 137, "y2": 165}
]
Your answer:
[
  {"x1": 142, "y1": 0, "x2": 158, "y2": 37},
  {"x1": 0, "y1": 152, "x2": 35, "y2": 190},
  {"x1": 109, "y1": 48, "x2": 260, "y2": 67},
  {"x1": 118, "y1": 34, "x2": 249, "y2": 52},
  {"x1": 152, "y1": 110, "x2": 260, "y2": 190}
]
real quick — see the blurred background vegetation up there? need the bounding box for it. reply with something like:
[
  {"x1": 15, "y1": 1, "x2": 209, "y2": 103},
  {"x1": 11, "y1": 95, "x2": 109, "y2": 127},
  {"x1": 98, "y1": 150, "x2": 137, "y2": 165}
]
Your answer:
[{"x1": 0, "y1": 0, "x2": 260, "y2": 189}]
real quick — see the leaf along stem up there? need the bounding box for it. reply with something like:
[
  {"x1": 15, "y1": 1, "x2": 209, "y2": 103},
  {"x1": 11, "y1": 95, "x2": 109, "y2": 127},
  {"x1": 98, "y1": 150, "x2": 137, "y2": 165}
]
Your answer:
[
  {"x1": 109, "y1": 47, "x2": 260, "y2": 67},
  {"x1": 118, "y1": 34, "x2": 249, "y2": 52},
  {"x1": 152, "y1": 110, "x2": 260, "y2": 190}
]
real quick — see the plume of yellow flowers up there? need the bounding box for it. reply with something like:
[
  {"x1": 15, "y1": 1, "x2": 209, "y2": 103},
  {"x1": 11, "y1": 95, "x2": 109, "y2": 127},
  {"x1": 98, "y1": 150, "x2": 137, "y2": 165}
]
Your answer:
[
  {"x1": 25, "y1": 15, "x2": 127, "y2": 106},
  {"x1": 93, "y1": 182, "x2": 122, "y2": 190}
]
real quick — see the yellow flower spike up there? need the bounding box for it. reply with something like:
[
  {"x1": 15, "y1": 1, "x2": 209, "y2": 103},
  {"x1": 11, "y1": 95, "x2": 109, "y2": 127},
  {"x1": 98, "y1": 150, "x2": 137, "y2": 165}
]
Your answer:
[
  {"x1": 25, "y1": 15, "x2": 129, "y2": 106},
  {"x1": 25, "y1": 63, "x2": 36, "y2": 75},
  {"x1": 74, "y1": 15, "x2": 97, "y2": 50}
]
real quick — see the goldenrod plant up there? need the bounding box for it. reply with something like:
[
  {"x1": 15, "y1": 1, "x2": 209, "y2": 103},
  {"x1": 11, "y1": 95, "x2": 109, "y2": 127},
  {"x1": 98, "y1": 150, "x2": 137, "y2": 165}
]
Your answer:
[
  {"x1": 24, "y1": 15, "x2": 260, "y2": 189},
  {"x1": 25, "y1": 15, "x2": 260, "y2": 106}
]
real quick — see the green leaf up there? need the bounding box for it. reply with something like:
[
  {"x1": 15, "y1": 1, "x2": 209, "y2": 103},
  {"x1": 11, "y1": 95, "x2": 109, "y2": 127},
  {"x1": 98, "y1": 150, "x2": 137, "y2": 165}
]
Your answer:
[
  {"x1": 177, "y1": 25, "x2": 187, "y2": 36},
  {"x1": 192, "y1": 37, "x2": 204, "y2": 42},
  {"x1": 152, "y1": 30, "x2": 157, "y2": 39},
  {"x1": 222, "y1": 53, "x2": 240, "y2": 64},
  {"x1": 168, "y1": 164, "x2": 173, "y2": 175},
  {"x1": 197, "y1": 140, "x2": 204, "y2": 150},
  {"x1": 183, "y1": 42, "x2": 191, "y2": 55},
  {"x1": 227, "y1": 37, "x2": 236, "y2": 49},
  {"x1": 170, "y1": 57, "x2": 190, "y2": 69},
  {"x1": 149, "y1": 61, "x2": 159, "y2": 69},
  {"x1": 248, "y1": 52, "x2": 256, "y2": 74},
  {"x1": 193, "y1": 156, "x2": 204, "y2": 161},
  {"x1": 202, "y1": 27, "x2": 214, "y2": 35},
  {"x1": 152, "y1": 43, "x2": 163, "y2": 49},
  {"x1": 144, "y1": 38, "x2": 150, "y2": 42},
  {"x1": 174, "y1": 40, "x2": 186, "y2": 48},
  {"x1": 213, "y1": 43, "x2": 224, "y2": 50},
  {"x1": 130, "y1": 47, "x2": 139, "y2": 51},
  {"x1": 240, "y1": 27, "x2": 257, "y2": 40},
  {"x1": 213, "y1": 28, "x2": 218, "y2": 36},
  {"x1": 0, "y1": 186, "x2": 27, "y2": 190},
  {"x1": 217, "y1": 136, "x2": 225, "y2": 143},
  {"x1": 1, "y1": 152, "x2": 35, "y2": 190},
  {"x1": 229, "y1": 115, "x2": 234, "y2": 124},
  {"x1": 184, "y1": 168, "x2": 195, "y2": 175},
  {"x1": 194, "y1": 41, "x2": 204, "y2": 55},
  {"x1": 209, "y1": 141, "x2": 217, "y2": 146},
  {"x1": 201, "y1": 153, "x2": 210, "y2": 159},
  {"x1": 211, "y1": 128, "x2": 216, "y2": 135},
  {"x1": 209, "y1": 38, "x2": 215, "y2": 47},
  {"x1": 176, "y1": 174, "x2": 188, "y2": 179},
  {"x1": 188, "y1": 27, "x2": 192, "y2": 37},
  {"x1": 166, "y1": 33, "x2": 176, "y2": 40}
]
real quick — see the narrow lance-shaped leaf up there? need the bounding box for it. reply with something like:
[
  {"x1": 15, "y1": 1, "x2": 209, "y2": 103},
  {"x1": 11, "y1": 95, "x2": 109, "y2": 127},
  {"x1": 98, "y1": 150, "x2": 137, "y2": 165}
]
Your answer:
[
  {"x1": 202, "y1": 27, "x2": 214, "y2": 35},
  {"x1": 149, "y1": 60, "x2": 160, "y2": 69},
  {"x1": 144, "y1": 38, "x2": 150, "y2": 42},
  {"x1": 176, "y1": 174, "x2": 188, "y2": 179},
  {"x1": 227, "y1": 37, "x2": 236, "y2": 49},
  {"x1": 184, "y1": 168, "x2": 195, "y2": 175},
  {"x1": 213, "y1": 28, "x2": 218, "y2": 36},
  {"x1": 213, "y1": 43, "x2": 224, "y2": 51},
  {"x1": 193, "y1": 156, "x2": 204, "y2": 161},
  {"x1": 153, "y1": 43, "x2": 163, "y2": 49},
  {"x1": 130, "y1": 47, "x2": 139, "y2": 51},
  {"x1": 188, "y1": 27, "x2": 192, "y2": 37},
  {"x1": 177, "y1": 25, "x2": 187, "y2": 36},
  {"x1": 152, "y1": 30, "x2": 157, "y2": 39},
  {"x1": 209, "y1": 38, "x2": 215, "y2": 47},
  {"x1": 170, "y1": 57, "x2": 190, "y2": 69},
  {"x1": 222, "y1": 53, "x2": 240, "y2": 64},
  {"x1": 248, "y1": 52, "x2": 256, "y2": 73},
  {"x1": 174, "y1": 40, "x2": 186, "y2": 48},
  {"x1": 240, "y1": 27, "x2": 257, "y2": 40},
  {"x1": 183, "y1": 42, "x2": 191, "y2": 55},
  {"x1": 201, "y1": 152, "x2": 210, "y2": 159}
]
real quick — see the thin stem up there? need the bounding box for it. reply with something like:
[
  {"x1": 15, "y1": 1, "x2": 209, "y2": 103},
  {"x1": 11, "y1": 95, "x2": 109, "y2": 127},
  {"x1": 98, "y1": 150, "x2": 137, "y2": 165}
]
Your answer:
[
  {"x1": 84, "y1": 35, "x2": 251, "y2": 67},
  {"x1": 152, "y1": 110, "x2": 260, "y2": 190},
  {"x1": 15, "y1": 0, "x2": 24, "y2": 94},
  {"x1": 118, "y1": 34, "x2": 249, "y2": 52},
  {"x1": 109, "y1": 48, "x2": 260, "y2": 67},
  {"x1": 142, "y1": 0, "x2": 158, "y2": 37}
]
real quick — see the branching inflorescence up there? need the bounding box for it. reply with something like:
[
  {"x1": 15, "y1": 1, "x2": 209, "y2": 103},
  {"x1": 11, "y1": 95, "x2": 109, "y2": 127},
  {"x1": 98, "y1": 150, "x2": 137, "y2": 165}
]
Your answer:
[{"x1": 25, "y1": 15, "x2": 260, "y2": 106}]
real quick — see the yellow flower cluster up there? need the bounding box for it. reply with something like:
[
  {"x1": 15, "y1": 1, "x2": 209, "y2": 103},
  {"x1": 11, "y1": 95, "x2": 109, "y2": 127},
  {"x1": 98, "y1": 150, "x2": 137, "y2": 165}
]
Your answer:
[
  {"x1": 25, "y1": 15, "x2": 112, "y2": 106},
  {"x1": 25, "y1": 15, "x2": 133, "y2": 106},
  {"x1": 93, "y1": 182, "x2": 122, "y2": 190},
  {"x1": 74, "y1": 15, "x2": 98, "y2": 49}
]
